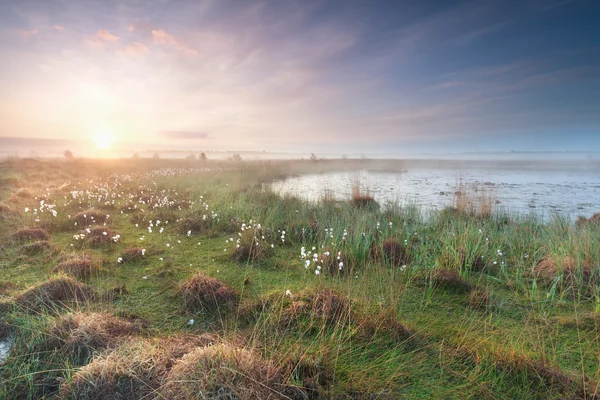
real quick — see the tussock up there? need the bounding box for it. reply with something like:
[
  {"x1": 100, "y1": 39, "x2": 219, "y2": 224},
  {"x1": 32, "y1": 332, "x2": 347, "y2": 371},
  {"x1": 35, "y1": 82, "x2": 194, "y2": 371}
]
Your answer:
[
  {"x1": 431, "y1": 269, "x2": 472, "y2": 292},
  {"x1": 180, "y1": 216, "x2": 210, "y2": 234},
  {"x1": 180, "y1": 273, "x2": 239, "y2": 312},
  {"x1": 534, "y1": 256, "x2": 593, "y2": 285},
  {"x1": 52, "y1": 256, "x2": 100, "y2": 279},
  {"x1": 160, "y1": 343, "x2": 291, "y2": 400},
  {"x1": 58, "y1": 334, "x2": 228, "y2": 400},
  {"x1": 119, "y1": 247, "x2": 146, "y2": 263},
  {"x1": 371, "y1": 239, "x2": 411, "y2": 266},
  {"x1": 15, "y1": 275, "x2": 96, "y2": 311},
  {"x1": 12, "y1": 227, "x2": 49, "y2": 242},
  {"x1": 84, "y1": 226, "x2": 119, "y2": 247},
  {"x1": 47, "y1": 312, "x2": 141, "y2": 358},
  {"x1": 309, "y1": 289, "x2": 352, "y2": 324},
  {"x1": 21, "y1": 240, "x2": 54, "y2": 255},
  {"x1": 71, "y1": 209, "x2": 110, "y2": 225}
]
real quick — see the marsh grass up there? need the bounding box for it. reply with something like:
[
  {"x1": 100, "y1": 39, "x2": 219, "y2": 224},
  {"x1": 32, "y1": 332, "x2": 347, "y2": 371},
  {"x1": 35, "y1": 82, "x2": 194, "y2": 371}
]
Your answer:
[{"x1": 1, "y1": 157, "x2": 600, "y2": 399}]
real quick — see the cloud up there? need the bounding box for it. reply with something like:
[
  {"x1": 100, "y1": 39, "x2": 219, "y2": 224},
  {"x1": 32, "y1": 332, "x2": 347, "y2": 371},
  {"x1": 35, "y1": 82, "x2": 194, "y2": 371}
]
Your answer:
[
  {"x1": 53, "y1": 25, "x2": 65, "y2": 31},
  {"x1": 160, "y1": 131, "x2": 210, "y2": 140},
  {"x1": 97, "y1": 29, "x2": 119, "y2": 41},
  {"x1": 151, "y1": 28, "x2": 198, "y2": 56},
  {"x1": 119, "y1": 42, "x2": 148, "y2": 56},
  {"x1": 16, "y1": 29, "x2": 37, "y2": 38}
]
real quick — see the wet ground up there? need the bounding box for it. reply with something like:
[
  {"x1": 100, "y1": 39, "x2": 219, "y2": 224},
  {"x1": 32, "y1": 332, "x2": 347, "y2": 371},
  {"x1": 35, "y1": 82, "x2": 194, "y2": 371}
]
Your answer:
[{"x1": 271, "y1": 169, "x2": 600, "y2": 220}]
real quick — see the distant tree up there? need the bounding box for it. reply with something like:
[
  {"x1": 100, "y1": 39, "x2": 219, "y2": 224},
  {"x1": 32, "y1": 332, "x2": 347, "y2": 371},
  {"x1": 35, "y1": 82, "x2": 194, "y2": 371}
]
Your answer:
[
  {"x1": 229, "y1": 153, "x2": 242, "y2": 162},
  {"x1": 152, "y1": 152, "x2": 160, "y2": 160},
  {"x1": 342, "y1": 154, "x2": 348, "y2": 160},
  {"x1": 200, "y1": 152, "x2": 207, "y2": 161},
  {"x1": 310, "y1": 153, "x2": 318, "y2": 162},
  {"x1": 185, "y1": 153, "x2": 197, "y2": 161},
  {"x1": 132, "y1": 152, "x2": 140, "y2": 159},
  {"x1": 63, "y1": 149, "x2": 74, "y2": 159}
]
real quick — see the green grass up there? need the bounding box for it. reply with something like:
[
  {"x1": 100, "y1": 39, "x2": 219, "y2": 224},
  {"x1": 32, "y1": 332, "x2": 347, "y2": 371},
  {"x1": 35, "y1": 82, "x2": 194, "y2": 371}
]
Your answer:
[{"x1": 1, "y1": 157, "x2": 599, "y2": 399}]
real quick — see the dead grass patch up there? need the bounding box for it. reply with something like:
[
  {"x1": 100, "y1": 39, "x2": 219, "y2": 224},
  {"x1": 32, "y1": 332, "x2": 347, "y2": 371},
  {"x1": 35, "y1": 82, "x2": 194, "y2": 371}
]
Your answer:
[
  {"x1": 232, "y1": 230, "x2": 273, "y2": 262},
  {"x1": 180, "y1": 273, "x2": 239, "y2": 312},
  {"x1": 71, "y1": 209, "x2": 110, "y2": 226},
  {"x1": 52, "y1": 256, "x2": 101, "y2": 279},
  {"x1": 47, "y1": 312, "x2": 141, "y2": 358},
  {"x1": 84, "y1": 226, "x2": 119, "y2": 247},
  {"x1": 534, "y1": 256, "x2": 594, "y2": 285},
  {"x1": 160, "y1": 343, "x2": 291, "y2": 400},
  {"x1": 58, "y1": 334, "x2": 227, "y2": 400},
  {"x1": 431, "y1": 269, "x2": 472, "y2": 293},
  {"x1": 370, "y1": 239, "x2": 411, "y2": 266},
  {"x1": 21, "y1": 240, "x2": 55, "y2": 255},
  {"x1": 309, "y1": 289, "x2": 352, "y2": 325},
  {"x1": 180, "y1": 216, "x2": 210, "y2": 235},
  {"x1": 119, "y1": 247, "x2": 146, "y2": 263},
  {"x1": 15, "y1": 275, "x2": 96, "y2": 311},
  {"x1": 12, "y1": 227, "x2": 49, "y2": 242}
]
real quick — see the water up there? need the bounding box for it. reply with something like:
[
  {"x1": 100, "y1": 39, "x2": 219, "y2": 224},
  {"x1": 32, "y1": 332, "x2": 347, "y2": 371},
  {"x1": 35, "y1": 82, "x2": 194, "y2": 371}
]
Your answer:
[
  {"x1": 0, "y1": 338, "x2": 12, "y2": 364},
  {"x1": 271, "y1": 169, "x2": 600, "y2": 220}
]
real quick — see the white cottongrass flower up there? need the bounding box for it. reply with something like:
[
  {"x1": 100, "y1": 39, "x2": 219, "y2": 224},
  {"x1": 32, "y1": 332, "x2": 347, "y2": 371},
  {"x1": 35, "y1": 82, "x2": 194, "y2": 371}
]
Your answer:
[
  {"x1": 187, "y1": 319, "x2": 195, "y2": 326},
  {"x1": 117, "y1": 257, "x2": 123, "y2": 263},
  {"x1": 315, "y1": 270, "x2": 320, "y2": 275},
  {"x1": 285, "y1": 289, "x2": 292, "y2": 297}
]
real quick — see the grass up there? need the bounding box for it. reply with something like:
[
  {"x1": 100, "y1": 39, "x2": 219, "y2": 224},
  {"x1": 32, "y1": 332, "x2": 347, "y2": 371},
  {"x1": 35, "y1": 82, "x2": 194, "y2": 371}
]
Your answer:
[{"x1": 0, "y1": 157, "x2": 599, "y2": 398}]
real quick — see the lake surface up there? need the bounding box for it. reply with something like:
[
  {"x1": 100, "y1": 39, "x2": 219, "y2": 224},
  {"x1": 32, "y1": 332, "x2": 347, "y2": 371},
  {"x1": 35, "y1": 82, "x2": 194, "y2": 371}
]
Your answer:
[{"x1": 271, "y1": 169, "x2": 600, "y2": 220}]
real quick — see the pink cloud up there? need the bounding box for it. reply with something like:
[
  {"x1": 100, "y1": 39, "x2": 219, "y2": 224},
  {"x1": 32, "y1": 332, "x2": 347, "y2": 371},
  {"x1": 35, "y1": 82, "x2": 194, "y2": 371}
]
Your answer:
[
  {"x1": 119, "y1": 42, "x2": 148, "y2": 57},
  {"x1": 97, "y1": 29, "x2": 119, "y2": 41},
  {"x1": 151, "y1": 28, "x2": 197, "y2": 56},
  {"x1": 53, "y1": 25, "x2": 65, "y2": 31},
  {"x1": 17, "y1": 29, "x2": 37, "y2": 38}
]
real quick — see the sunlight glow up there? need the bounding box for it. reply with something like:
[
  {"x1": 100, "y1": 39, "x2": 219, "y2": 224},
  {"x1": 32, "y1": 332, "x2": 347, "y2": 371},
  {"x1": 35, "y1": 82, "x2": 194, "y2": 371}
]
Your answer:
[{"x1": 91, "y1": 128, "x2": 115, "y2": 150}]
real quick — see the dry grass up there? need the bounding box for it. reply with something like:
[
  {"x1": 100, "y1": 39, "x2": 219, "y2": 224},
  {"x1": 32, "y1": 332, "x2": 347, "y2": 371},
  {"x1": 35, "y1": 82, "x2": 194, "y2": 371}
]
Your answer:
[
  {"x1": 576, "y1": 212, "x2": 600, "y2": 228},
  {"x1": 47, "y1": 312, "x2": 141, "y2": 357},
  {"x1": 534, "y1": 256, "x2": 593, "y2": 285},
  {"x1": 370, "y1": 239, "x2": 411, "y2": 266},
  {"x1": 232, "y1": 229, "x2": 273, "y2": 262},
  {"x1": 12, "y1": 227, "x2": 49, "y2": 243},
  {"x1": 160, "y1": 343, "x2": 292, "y2": 399},
  {"x1": 351, "y1": 177, "x2": 378, "y2": 208},
  {"x1": 180, "y1": 216, "x2": 210, "y2": 234},
  {"x1": 84, "y1": 226, "x2": 119, "y2": 247},
  {"x1": 180, "y1": 273, "x2": 239, "y2": 312},
  {"x1": 15, "y1": 275, "x2": 96, "y2": 311},
  {"x1": 431, "y1": 269, "x2": 472, "y2": 293},
  {"x1": 309, "y1": 289, "x2": 352, "y2": 325},
  {"x1": 58, "y1": 334, "x2": 231, "y2": 400},
  {"x1": 71, "y1": 209, "x2": 110, "y2": 226},
  {"x1": 119, "y1": 247, "x2": 146, "y2": 263},
  {"x1": 452, "y1": 179, "x2": 497, "y2": 218},
  {"x1": 21, "y1": 240, "x2": 55, "y2": 255},
  {"x1": 52, "y1": 256, "x2": 101, "y2": 279}
]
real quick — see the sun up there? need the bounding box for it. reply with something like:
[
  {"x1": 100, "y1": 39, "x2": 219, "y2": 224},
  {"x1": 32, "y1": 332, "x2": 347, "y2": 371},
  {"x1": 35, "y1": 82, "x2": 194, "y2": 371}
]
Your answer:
[{"x1": 91, "y1": 129, "x2": 115, "y2": 150}]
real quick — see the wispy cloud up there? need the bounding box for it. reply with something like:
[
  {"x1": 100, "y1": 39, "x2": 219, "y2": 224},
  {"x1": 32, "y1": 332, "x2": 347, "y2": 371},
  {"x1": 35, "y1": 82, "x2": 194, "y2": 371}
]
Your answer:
[
  {"x1": 16, "y1": 29, "x2": 37, "y2": 38},
  {"x1": 119, "y1": 42, "x2": 147, "y2": 57},
  {"x1": 160, "y1": 131, "x2": 210, "y2": 140}
]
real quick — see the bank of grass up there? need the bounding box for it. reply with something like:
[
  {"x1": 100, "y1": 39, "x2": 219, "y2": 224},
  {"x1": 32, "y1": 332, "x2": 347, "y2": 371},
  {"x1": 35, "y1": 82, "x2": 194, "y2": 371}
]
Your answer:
[{"x1": 0, "y1": 157, "x2": 600, "y2": 398}]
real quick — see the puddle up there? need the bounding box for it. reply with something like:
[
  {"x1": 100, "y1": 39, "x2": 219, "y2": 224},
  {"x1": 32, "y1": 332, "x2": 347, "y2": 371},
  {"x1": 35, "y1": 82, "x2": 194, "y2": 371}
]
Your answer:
[{"x1": 0, "y1": 337, "x2": 13, "y2": 364}]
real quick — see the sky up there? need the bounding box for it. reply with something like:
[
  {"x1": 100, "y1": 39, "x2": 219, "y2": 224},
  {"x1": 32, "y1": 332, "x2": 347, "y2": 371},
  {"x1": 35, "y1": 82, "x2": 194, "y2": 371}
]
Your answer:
[{"x1": 0, "y1": 0, "x2": 599, "y2": 155}]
